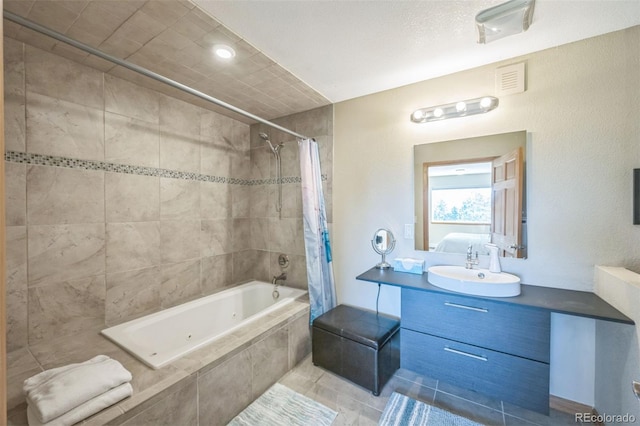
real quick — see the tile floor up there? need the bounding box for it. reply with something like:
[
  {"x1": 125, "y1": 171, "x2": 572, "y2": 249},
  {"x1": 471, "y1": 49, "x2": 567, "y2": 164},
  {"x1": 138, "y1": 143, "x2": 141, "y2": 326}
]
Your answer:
[{"x1": 278, "y1": 355, "x2": 584, "y2": 426}]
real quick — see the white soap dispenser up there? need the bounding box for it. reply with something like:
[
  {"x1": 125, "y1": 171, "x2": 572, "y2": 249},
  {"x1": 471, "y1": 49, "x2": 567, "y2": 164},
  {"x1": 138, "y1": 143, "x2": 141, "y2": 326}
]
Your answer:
[{"x1": 484, "y1": 243, "x2": 501, "y2": 273}]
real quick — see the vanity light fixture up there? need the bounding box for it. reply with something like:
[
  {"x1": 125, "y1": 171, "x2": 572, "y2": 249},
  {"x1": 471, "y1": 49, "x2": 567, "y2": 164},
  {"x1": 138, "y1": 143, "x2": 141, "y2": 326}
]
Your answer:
[
  {"x1": 411, "y1": 96, "x2": 499, "y2": 123},
  {"x1": 476, "y1": 0, "x2": 536, "y2": 44},
  {"x1": 213, "y1": 44, "x2": 236, "y2": 60}
]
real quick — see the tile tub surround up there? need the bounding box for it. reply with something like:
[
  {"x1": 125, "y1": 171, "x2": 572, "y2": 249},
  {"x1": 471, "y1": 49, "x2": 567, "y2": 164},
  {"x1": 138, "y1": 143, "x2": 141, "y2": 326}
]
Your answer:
[
  {"x1": 3, "y1": 36, "x2": 333, "y2": 352},
  {"x1": 6, "y1": 298, "x2": 311, "y2": 425}
]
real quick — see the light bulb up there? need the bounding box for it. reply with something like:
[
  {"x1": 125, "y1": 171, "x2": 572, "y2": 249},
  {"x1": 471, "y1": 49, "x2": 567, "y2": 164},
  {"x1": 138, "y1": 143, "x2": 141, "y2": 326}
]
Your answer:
[
  {"x1": 412, "y1": 110, "x2": 424, "y2": 121},
  {"x1": 213, "y1": 44, "x2": 236, "y2": 60},
  {"x1": 480, "y1": 97, "x2": 493, "y2": 108},
  {"x1": 456, "y1": 102, "x2": 467, "y2": 112},
  {"x1": 433, "y1": 108, "x2": 444, "y2": 118}
]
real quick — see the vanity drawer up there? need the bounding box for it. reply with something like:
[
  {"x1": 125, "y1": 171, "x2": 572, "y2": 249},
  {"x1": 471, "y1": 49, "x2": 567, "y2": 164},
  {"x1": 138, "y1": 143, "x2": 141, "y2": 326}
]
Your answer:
[
  {"x1": 401, "y1": 329, "x2": 550, "y2": 414},
  {"x1": 401, "y1": 288, "x2": 550, "y2": 363}
]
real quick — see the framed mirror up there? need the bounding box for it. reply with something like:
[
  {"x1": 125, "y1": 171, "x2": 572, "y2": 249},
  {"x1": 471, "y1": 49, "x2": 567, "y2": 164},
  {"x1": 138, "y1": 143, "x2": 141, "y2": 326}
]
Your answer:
[{"x1": 414, "y1": 131, "x2": 527, "y2": 258}]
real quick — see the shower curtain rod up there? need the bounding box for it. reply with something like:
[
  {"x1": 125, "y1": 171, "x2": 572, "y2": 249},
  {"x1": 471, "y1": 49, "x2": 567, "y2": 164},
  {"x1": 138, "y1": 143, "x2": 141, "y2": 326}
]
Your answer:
[{"x1": 3, "y1": 10, "x2": 312, "y2": 141}]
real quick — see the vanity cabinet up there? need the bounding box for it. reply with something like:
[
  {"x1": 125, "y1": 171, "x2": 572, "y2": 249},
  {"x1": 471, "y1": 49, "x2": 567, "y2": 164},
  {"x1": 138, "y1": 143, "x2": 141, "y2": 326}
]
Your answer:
[
  {"x1": 401, "y1": 288, "x2": 550, "y2": 414},
  {"x1": 356, "y1": 267, "x2": 634, "y2": 416}
]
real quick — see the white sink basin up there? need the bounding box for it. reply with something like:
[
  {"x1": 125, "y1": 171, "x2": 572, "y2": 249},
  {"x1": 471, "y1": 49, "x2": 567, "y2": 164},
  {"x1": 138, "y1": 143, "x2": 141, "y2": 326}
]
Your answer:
[{"x1": 427, "y1": 265, "x2": 521, "y2": 297}]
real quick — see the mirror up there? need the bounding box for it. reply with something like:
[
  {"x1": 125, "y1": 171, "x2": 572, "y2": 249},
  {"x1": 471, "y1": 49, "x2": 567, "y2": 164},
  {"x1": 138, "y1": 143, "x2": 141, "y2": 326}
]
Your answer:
[
  {"x1": 371, "y1": 228, "x2": 396, "y2": 269},
  {"x1": 414, "y1": 131, "x2": 527, "y2": 258}
]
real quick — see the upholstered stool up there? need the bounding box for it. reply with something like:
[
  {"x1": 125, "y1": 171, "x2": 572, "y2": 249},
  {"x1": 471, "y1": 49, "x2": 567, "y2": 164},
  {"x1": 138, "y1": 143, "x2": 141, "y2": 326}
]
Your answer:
[{"x1": 312, "y1": 304, "x2": 400, "y2": 396}]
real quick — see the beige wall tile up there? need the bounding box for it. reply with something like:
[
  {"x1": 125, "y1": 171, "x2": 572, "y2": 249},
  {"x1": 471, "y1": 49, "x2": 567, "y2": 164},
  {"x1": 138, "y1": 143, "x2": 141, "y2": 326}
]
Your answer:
[
  {"x1": 26, "y1": 92, "x2": 104, "y2": 161},
  {"x1": 106, "y1": 266, "x2": 161, "y2": 325},
  {"x1": 250, "y1": 184, "x2": 272, "y2": 219},
  {"x1": 25, "y1": 45, "x2": 103, "y2": 109},
  {"x1": 201, "y1": 219, "x2": 233, "y2": 257},
  {"x1": 5, "y1": 162, "x2": 26, "y2": 227},
  {"x1": 233, "y1": 218, "x2": 251, "y2": 252},
  {"x1": 160, "y1": 95, "x2": 202, "y2": 136},
  {"x1": 200, "y1": 109, "x2": 233, "y2": 147},
  {"x1": 28, "y1": 223, "x2": 105, "y2": 287},
  {"x1": 105, "y1": 173, "x2": 159, "y2": 222},
  {"x1": 160, "y1": 178, "x2": 200, "y2": 220},
  {"x1": 201, "y1": 142, "x2": 232, "y2": 177},
  {"x1": 269, "y1": 218, "x2": 305, "y2": 256},
  {"x1": 27, "y1": 165, "x2": 104, "y2": 225},
  {"x1": 233, "y1": 249, "x2": 268, "y2": 284},
  {"x1": 105, "y1": 112, "x2": 160, "y2": 167},
  {"x1": 250, "y1": 146, "x2": 270, "y2": 180},
  {"x1": 198, "y1": 349, "x2": 252, "y2": 425},
  {"x1": 106, "y1": 222, "x2": 160, "y2": 274},
  {"x1": 288, "y1": 313, "x2": 312, "y2": 369},
  {"x1": 6, "y1": 226, "x2": 28, "y2": 352},
  {"x1": 250, "y1": 218, "x2": 269, "y2": 251},
  {"x1": 200, "y1": 254, "x2": 233, "y2": 295},
  {"x1": 200, "y1": 182, "x2": 230, "y2": 219},
  {"x1": 4, "y1": 37, "x2": 25, "y2": 152},
  {"x1": 161, "y1": 220, "x2": 200, "y2": 263},
  {"x1": 161, "y1": 259, "x2": 201, "y2": 308},
  {"x1": 280, "y1": 183, "x2": 303, "y2": 219},
  {"x1": 231, "y1": 184, "x2": 250, "y2": 218},
  {"x1": 105, "y1": 75, "x2": 160, "y2": 124},
  {"x1": 159, "y1": 131, "x2": 201, "y2": 173},
  {"x1": 119, "y1": 377, "x2": 198, "y2": 426},
  {"x1": 250, "y1": 326, "x2": 289, "y2": 398},
  {"x1": 28, "y1": 275, "x2": 106, "y2": 344}
]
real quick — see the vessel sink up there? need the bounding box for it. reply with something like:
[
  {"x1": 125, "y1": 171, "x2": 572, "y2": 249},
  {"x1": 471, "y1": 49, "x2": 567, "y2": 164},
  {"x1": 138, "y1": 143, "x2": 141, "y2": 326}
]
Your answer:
[{"x1": 427, "y1": 265, "x2": 521, "y2": 297}]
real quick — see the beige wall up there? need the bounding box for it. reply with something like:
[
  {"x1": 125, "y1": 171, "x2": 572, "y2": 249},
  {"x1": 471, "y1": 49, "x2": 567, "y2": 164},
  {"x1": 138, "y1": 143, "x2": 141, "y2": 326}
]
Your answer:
[
  {"x1": 3, "y1": 36, "x2": 332, "y2": 352},
  {"x1": 334, "y1": 26, "x2": 640, "y2": 405}
]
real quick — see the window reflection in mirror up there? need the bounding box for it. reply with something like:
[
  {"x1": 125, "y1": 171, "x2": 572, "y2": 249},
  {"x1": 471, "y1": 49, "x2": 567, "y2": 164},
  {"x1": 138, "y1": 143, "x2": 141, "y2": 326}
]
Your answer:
[{"x1": 414, "y1": 131, "x2": 527, "y2": 258}]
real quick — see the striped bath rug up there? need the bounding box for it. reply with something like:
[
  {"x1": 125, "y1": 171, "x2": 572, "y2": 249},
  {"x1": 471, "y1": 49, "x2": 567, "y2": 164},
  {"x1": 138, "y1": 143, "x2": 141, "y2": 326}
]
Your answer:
[
  {"x1": 228, "y1": 383, "x2": 337, "y2": 426},
  {"x1": 379, "y1": 392, "x2": 484, "y2": 426}
]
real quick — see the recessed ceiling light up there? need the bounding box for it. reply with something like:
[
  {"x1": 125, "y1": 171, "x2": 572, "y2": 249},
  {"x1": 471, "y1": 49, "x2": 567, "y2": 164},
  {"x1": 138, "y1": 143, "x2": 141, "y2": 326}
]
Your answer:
[{"x1": 213, "y1": 44, "x2": 236, "y2": 60}]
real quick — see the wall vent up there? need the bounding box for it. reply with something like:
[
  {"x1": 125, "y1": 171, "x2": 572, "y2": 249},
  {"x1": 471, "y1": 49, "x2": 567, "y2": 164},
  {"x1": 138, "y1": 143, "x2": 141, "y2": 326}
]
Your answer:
[{"x1": 496, "y1": 62, "x2": 526, "y2": 96}]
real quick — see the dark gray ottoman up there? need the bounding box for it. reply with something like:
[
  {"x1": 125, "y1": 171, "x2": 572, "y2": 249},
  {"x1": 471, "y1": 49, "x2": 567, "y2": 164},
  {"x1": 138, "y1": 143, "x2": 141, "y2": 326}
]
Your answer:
[{"x1": 312, "y1": 304, "x2": 400, "y2": 396}]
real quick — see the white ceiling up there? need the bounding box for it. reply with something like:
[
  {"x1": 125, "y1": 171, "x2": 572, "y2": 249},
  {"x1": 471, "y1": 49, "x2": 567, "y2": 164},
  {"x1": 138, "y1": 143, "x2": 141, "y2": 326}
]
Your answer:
[{"x1": 195, "y1": 0, "x2": 640, "y2": 103}]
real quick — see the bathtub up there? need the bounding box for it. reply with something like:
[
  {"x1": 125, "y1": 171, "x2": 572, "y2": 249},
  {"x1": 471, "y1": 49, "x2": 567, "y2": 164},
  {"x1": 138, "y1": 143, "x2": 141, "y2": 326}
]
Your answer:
[{"x1": 101, "y1": 281, "x2": 307, "y2": 369}]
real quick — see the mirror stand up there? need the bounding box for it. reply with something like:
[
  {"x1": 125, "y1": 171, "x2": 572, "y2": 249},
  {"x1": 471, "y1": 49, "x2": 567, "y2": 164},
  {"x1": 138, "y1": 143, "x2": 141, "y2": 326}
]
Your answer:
[{"x1": 371, "y1": 229, "x2": 396, "y2": 269}]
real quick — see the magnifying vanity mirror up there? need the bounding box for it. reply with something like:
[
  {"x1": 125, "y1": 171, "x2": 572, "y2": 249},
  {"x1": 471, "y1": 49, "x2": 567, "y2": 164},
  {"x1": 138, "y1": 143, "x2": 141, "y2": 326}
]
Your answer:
[
  {"x1": 414, "y1": 131, "x2": 527, "y2": 258},
  {"x1": 371, "y1": 228, "x2": 396, "y2": 269}
]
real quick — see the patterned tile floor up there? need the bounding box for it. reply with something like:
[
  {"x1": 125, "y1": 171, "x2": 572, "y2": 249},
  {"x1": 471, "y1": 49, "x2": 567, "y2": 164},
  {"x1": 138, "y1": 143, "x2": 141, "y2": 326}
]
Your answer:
[{"x1": 278, "y1": 356, "x2": 585, "y2": 426}]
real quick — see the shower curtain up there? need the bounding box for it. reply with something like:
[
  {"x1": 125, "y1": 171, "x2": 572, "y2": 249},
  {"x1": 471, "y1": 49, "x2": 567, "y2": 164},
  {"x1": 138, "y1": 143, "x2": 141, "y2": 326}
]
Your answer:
[{"x1": 299, "y1": 138, "x2": 337, "y2": 324}]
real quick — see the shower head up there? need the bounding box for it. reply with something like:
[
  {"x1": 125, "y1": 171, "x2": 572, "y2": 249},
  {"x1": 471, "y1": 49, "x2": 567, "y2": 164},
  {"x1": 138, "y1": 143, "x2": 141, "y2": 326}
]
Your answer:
[{"x1": 259, "y1": 132, "x2": 283, "y2": 154}]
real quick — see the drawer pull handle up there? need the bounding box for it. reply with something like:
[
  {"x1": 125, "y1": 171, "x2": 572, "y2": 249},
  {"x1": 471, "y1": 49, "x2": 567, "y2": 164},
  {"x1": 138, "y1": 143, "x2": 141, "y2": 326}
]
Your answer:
[
  {"x1": 444, "y1": 302, "x2": 488, "y2": 313},
  {"x1": 444, "y1": 347, "x2": 488, "y2": 362}
]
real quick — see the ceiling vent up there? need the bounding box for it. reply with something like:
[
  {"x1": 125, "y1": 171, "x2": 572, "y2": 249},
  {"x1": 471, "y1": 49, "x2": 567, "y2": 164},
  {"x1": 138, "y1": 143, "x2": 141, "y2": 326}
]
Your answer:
[{"x1": 496, "y1": 62, "x2": 526, "y2": 96}]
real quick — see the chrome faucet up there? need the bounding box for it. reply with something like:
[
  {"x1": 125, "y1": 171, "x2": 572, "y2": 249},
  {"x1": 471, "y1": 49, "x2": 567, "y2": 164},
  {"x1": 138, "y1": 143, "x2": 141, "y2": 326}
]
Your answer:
[
  {"x1": 272, "y1": 272, "x2": 287, "y2": 299},
  {"x1": 465, "y1": 245, "x2": 479, "y2": 269},
  {"x1": 272, "y1": 272, "x2": 287, "y2": 286}
]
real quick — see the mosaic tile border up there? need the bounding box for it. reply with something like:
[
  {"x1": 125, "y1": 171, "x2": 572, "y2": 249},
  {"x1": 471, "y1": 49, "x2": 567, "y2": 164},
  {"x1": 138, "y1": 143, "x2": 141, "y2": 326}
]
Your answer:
[{"x1": 5, "y1": 151, "x2": 326, "y2": 185}]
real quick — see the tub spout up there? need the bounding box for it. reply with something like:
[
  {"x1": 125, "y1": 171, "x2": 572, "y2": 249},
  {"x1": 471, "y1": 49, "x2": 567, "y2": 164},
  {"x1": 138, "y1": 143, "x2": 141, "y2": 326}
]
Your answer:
[{"x1": 272, "y1": 272, "x2": 287, "y2": 285}]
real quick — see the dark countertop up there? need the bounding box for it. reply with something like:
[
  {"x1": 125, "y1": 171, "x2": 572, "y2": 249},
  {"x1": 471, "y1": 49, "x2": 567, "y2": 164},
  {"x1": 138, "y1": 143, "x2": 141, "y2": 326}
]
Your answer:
[{"x1": 356, "y1": 267, "x2": 634, "y2": 325}]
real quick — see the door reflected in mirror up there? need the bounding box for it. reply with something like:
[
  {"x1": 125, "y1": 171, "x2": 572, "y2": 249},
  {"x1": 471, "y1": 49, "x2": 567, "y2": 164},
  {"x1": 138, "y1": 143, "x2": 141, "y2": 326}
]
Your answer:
[{"x1": 414, "y1": 131, "x2": 527, "y2": 258}]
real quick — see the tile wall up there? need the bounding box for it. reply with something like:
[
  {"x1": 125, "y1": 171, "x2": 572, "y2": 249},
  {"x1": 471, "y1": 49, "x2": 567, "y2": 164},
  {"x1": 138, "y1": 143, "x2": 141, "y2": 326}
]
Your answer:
[
  {"x1": 3, "y1": 34, "x2": 333, "y2": 352},
  {"x1": 248, "y1": 104, "x2": 333, "y2": 291}
]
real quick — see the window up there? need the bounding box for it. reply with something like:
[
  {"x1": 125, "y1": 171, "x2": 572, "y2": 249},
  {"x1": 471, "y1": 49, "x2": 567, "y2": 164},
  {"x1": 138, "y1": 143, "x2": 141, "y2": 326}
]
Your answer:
[{"x1": 431, "y1": 188, "x2": 491, "y2": 223}]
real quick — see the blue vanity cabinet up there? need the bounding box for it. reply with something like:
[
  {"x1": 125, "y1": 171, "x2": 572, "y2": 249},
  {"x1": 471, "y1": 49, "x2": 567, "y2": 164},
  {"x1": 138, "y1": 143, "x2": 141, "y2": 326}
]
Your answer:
[
  {"x1": 356, "y1": 267, "x2": 634, "y2": 416},
  {"x1": 401, "y1": 288, "x2": 551, "y2": 414}
]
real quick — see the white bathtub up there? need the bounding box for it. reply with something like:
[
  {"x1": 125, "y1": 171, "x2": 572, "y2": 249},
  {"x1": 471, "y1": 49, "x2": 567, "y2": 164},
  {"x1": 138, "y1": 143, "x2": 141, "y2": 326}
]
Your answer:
[{"x1": 101, "y1": 281, "x2": 307, "y2": 369}]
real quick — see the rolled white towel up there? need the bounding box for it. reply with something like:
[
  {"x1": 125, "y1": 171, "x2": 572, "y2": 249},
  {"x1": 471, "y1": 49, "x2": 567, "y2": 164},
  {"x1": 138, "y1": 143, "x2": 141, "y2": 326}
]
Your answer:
[
  {"x1": 24, "y1": 355, "x2": 132, "y2": 424},
  {"x1": 27, "y1": 382, "x2": 133, "y2": 426}
]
